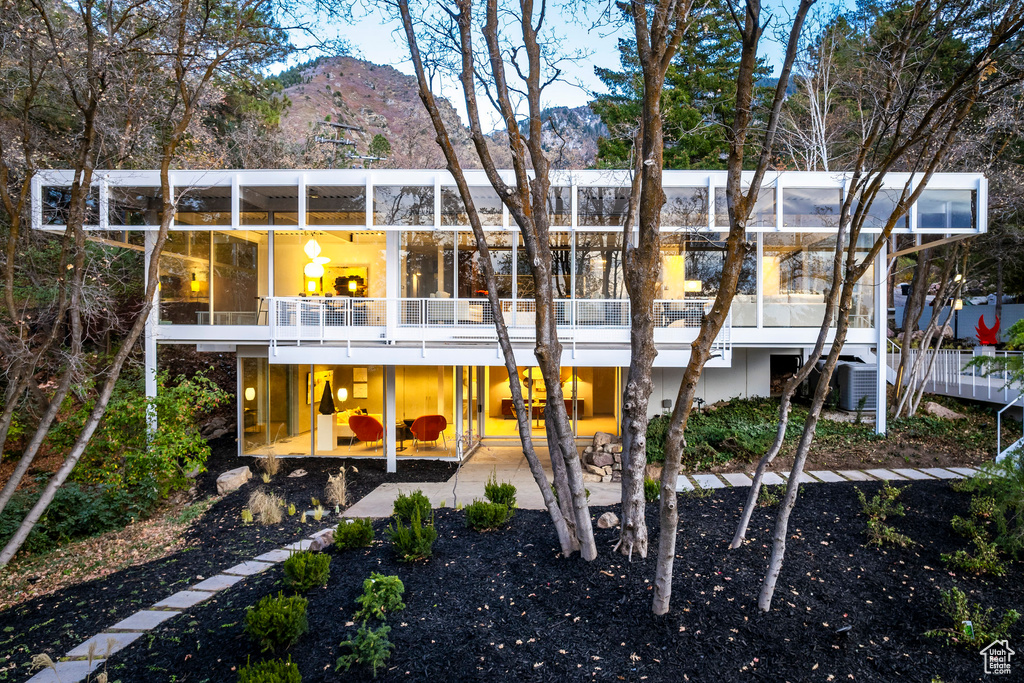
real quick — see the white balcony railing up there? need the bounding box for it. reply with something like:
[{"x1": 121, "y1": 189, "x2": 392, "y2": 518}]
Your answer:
[{"x1": 267, "y1": 296, "x2": 731, "y2": 351}]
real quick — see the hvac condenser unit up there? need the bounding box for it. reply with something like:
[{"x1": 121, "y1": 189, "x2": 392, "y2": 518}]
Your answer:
[{"x1": 837, "y1": 362, "x2": 877, "y2": 411}]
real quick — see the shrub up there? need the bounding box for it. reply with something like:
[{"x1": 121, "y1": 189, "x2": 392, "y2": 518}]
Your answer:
[
  {"x1": 955, "y1": 452, "x2": 1024, "y2": 560},
  {"x1": 387, "y1": 508, "x2": 437, "y2": 562},
  {"x1": 757, "y1": 484, "x2": 782, "y2": 508},
  {"x1": 856, "y1": 483, "x2": 913, "y2": 547},
  {"x1": 282, "y1": 551, "x2": 331, "y2": 591},
  {"x1": 392, "y1": 490, "x2": 431, "y2": 523},
  {"x1": 336, "y1": 624, "x2": 394, "y2": 679},
  {"x1": 249, "y1": 489, "x2": 284, "y2": 526},
  {"x1": 258, "y1": 451, "x2": 280, "y2": 477},
  {"x1": 464, "y1": 500, "x2": 510, "y2": 531},
  {"x1": 942, "y1": 537, "x2": 1007, "y2": 576},
  {"x1": 353, "y1": 572, "x2": 405, "y2": 622},
  {"x1": 237, "y1": 656, "x2": 302, "y2": 683},
  {"x1": 325, "y1": 468, "x2": 347, "y2": 507},
  {"x1": 335, "y1": 518, "x2": 375, "y2": 550},
  {"x1": 644, "y1": 477, "x2": 660, "y2": 502},
  {"x1": 645, "y1": 413, "x2": 671, "y2": 463},
  {"x1": 484, "y1": 474, "x2": 516, "y2": 510},
  {"x1": 244, "y1": 592, "x2": 309, "y2": 653},
  {"x1": 924, "y1": 587, "x2": 1020, "y2": 647}
]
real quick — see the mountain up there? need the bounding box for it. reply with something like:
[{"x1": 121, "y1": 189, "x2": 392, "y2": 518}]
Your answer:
[{"x1": 277, "y1": 56, "x2": 602, "y2": 169}]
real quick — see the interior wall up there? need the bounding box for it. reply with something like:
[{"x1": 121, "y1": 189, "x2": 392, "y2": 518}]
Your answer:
[
  {"x1": 274, "y1": 233, "x2": 386, "y2": 297},
  {"x1": 645, "y1": 348, "x2": 774, "y2": 417}
]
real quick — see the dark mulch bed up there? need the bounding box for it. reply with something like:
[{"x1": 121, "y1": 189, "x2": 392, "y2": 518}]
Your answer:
[
  {"x1": 83, "y1": 480, "x2": 1024, "y2": 683},
  {"x1": 0, "y1": 437, "x2": 455, "y2": 683}
]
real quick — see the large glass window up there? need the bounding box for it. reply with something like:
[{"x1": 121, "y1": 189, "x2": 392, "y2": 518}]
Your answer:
[
  {"x1": 548, "y1": 187, "x2": 571, "y2": 226},
  {"x1": 307, "y1": 185, "x2": 366, "y2": 226},
  {"x1": 852, "y1": 189, "x2": 909, "y2": 230},
  {"x1": 42, "y1": 186, "x2": 99, "y2": 226},
  {"x1": 175, "y1": 185, "x2": 230, "y2": 226},
  {"x1": 662, "y1": 187, "x2": 709, "y2": 227},
  {"x1": 457, "y1": 231, "x2": 513, "y2": 299},
  {"x1": 918, "y1": 189, "x2": 975, "y2": 229},
  {"x1": 575, "y1": 232, "x2": 624, "y2": 299},
  {"x1": 241, "y1": 359, "x2": 307, "y2": 457},
  {"x1": 578, "y1": 187, "x2": 631, "y2": 226},
  {"x1": 441, "y1": 186, "x2": 503, "y2": 226},
  {"x1": 274, "y1": 231, "x2": 386, "y2": 298},
  {"x1": 763, "y1": 233, "x2": 874, "y2": 328},
  {"x1": 158, "y1": 231, "x2": 267, "y2": 325},
  {"x1": 109, "y1": 186, "x2": 163, "y2": 226},
  {"x1": 374, "y1": 186, "x2": 433, "y2": 225},
  {"x1": 240, "y1": 185, "x2": 298, "y2": 226},
  {"x1": 515, "y1": 233, "x2": 571, "y2": 299},
  {"x1": 783, "y1": 188, "x2": 842, "y2": 228},
  {"x1": 714, "y1": 187, "x2": 775, "y2": 228},
  {"x1": 659, "y1": 231, "x2": 756, "y2": 326},
  {"x1": 313, "y1": 365, "x2": 386, "y2": 455},
  {"x1": 401, "y1": 232, "x2": 455, "y2": 298},
  {"x1": 394, "y1": 366, "x2": 454, "y2": 454}
]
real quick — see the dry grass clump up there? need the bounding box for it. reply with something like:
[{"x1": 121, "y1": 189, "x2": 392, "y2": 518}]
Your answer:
[
  {"x1": 325, "y1": 467, "x2": 347, "y2": 507},
  {"x1": 257, "y1": 451, "x2": 280, "y2": 477},
  {"x1": 249, "y1": 489, "x2": 284, "y2": 525}
]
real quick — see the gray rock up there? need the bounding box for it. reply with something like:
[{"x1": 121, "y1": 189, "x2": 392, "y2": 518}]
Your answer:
[
  {"x1": 612, "y1": 462, "x2": 622, "y2": 471},
  {"x1": 601, "y1": 474, "x2": 612, "y2": 482},
  {"x1": 591, "y1": 452, "x2": 614, "y2": 467},
  {"x1": 592, "y1": 431, "x2": 615, "y2": 447},
  {"x1": 216, "y1": 466, "x2": 251, "y2": 495},
  {"x1": 924, "y1": 401, "x2": 966, "y2": 420},
  {"x1": 309, "y1": 528, "x2": 335, "y2": 552},
  {"x1": 597, "y1": 512, "x2": 619, "y2": 529},
  {"x1": 585, "y1": 464, "x2": 605, "y2": 476},
  {"x1": 611, "y1": 472, "x2": 622, "y2": 482},
  {"x1": 584, "y1": 446, "x2": 594, "y2": 455},
  {"x1": 601, "y1": 466, "x2": 613, "y2": 475},
  {"x1": 609, "y1": 444, "x2": 623, "y2": 453},
  {"x1": 288, "y1": 468, "x2": 308, "y2": 478},
  {"x1": 581, "y1": 472, "x2": 603, "y2": 483}
]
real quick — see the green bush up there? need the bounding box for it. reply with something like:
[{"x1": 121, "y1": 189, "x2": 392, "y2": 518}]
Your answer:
[
  {"x1": 387, "y1": 508, "x2": 437, "y2": 562},
  {"x1": 336, "y1": 624, "x2": 394, "y2": 679},
  {"x1": 282, "y1": 551, "x2": 331, "y2": 591},
  {"x1": 645, "y1": 413, "x2": 671, "y2": 463},
  {"x1": 924, "y1": 587, "x2": 1020, "y2": 647},
  {"x1": 353, "y1": 572, "x2": 406, "y2": 622},
  {"x1": 464, "y1": 500, "x2": 510, "y2": 531},
  {"x1": 244, "y1": 592, "x2": 309, "y2": 653},
  {"x1": 955, "y1": 451, "x2": 1024, "y2": 560},
  {"x1": 484, "y1": 474, "x2": 517, "y2": 511},
  {"x1": 335, "y1": 518, "x2": 375, "y2": 550},
  {"x1": 643, "y1": 477, "x2": 660, "y2": 502},
  {"x1": 237, "y1": 656, "x2": 302, "y2": 683},
  {"x1": 392, "y1": 490, "x2": 431, "y2": 523},
  {"x1": 943, "y1": 537, "x2": 1007, "y2": 576},
  {"x1": 856, "y1": 483, "x2": 914, "y2": 547},
  {"x1": 757, "y1": 484, "x2": 782, "y2": 508}
]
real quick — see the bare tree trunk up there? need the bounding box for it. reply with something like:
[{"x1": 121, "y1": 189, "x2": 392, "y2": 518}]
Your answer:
[
  {"x1": 0, "y1": 369, "x2": 28, "y2": 464},
  {"x1": 995, "y1": 250, "x2": 1004, "y2": 334}
]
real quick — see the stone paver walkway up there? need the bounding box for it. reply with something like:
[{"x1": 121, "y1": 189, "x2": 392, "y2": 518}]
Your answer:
[
  {"x1": 26, "y1": 526, "x2": 335, "y2": 683},
  {"x1": 343, "y1": 445, "x2": 978, "y2": 518}
]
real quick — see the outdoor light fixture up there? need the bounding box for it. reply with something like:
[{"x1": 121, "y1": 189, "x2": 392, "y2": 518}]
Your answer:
[
  {"x1": 954, "y1": 273, "x2": 963, "y2": 283},
  {"x1": 954, "y1": 299, "x2": 964, "y2": 310},
  {"x1": 337, "y1": 387, "x2": 348, "y2": 402},
  {"x1": 244, "y1": 387, "x2": 256, "y2": 401}
]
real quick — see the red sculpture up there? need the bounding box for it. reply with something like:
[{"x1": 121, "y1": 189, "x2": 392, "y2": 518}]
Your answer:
[{"x1": 976, "y1": 315, "x2": 1000, "y2": 345}]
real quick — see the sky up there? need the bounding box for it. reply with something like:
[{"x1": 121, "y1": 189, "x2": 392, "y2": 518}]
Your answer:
[{"x1": 275, "y1": 1, "x2": 803, "y2": 128}]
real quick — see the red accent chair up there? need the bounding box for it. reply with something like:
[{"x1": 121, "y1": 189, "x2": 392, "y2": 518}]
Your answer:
[
  {"x1": 348, "y1": 415, "x2": 384, "y2": 452},
  {"x1": 411, "y1": 415, "x2": 448, "y2": 452}
]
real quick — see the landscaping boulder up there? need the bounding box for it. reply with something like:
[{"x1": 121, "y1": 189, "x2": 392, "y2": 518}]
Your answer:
[
  {"x1": 288, "y1": 469, "x2": 308, "y2": 478},
  {"x1": 590, "y1": 452, "x2": 614, "y2": 468},
  {"x1": 308, "y1": 528, "x2": 335, "y2": 552},
  {"x1": 593, "y1": 432, "x2": 615, "y2": 448},
  {"x1": 581, "y1": 472, "x2": 603, "y2": 483},
  {"x1": 924, "y1": 401, "x2": 966, "y2": 420},
  {"x1": 597, "y1": 512, "x2": 619, "y2": 529},
  {"x1": 585, "y1": 464, "x2": 606, "y2": 476},
  {"x1": 216, "y1": 466, "x2": 251, "y2": 495},
  {"x1": 645, "y1": 464, "x2": 663, "y2": 481}
]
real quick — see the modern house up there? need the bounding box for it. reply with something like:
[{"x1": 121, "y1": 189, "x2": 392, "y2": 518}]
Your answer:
[{"x1": 32, "y1": 169, "x2": 987, "y2": 470}]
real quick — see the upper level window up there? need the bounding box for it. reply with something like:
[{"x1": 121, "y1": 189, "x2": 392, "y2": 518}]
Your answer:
[
  {"x1": 783, "y1": 188, "x2": 841, "y2": 228},
  {"x1": 109, "y1": 186, "x2": 163, "y2": 227},
  {"x1": 714, "y1": 187, "x2": 775, "y2": 228},
  {"x1": 578, "y1": 187, "x2": 630, "y2": 227},
  {"x1": 175, "y1": 185, "x2": 230, "y2": 226},
  {"x1": 852, "y1": 188, "x2": 908, "y2": 230},
  {"x1": 374, "y1": 185, "x2": 433, "y2": 226},
  {"x1": 662, "y1": 188, "x2": 709, "y2": 227},
  {"x1": 547, "y1": 187, "x2": 571, "y2": 226},
  {"x1": 441, "y1": 186, "x2": 503, "y2": 226},
  {"x1": 918, "y1": 189, "x2": 975, "y2": 230},
  {"x1": 308, "y1": 185, "x2": 365, "y2": 226},
  {"x1": 240, "y1": 186, "x2": 298, "y2": 226},
  {"x1": 42, "y1": 186, "x2": 99, "y2": 226}
]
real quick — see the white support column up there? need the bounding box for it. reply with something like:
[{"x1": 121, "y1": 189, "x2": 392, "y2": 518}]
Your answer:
[
  {"x1": 385, "y1": 365, "x2": 397, "y2": 473},
  {"x1": 386, "y1": 229, "x2": 399, "y2": 341},
  {"x1": 455, "y1": 365, "x2": 463, "y2": 459},
  {"x1": 755, "y1": 232, "x2": 764, "y2": 328},
  {"x1": 144, "y1": 231, "x2": 159, "y2": 436},
  {"x1": 875, "y1": 239, "x2": 888, "y2": 435}
]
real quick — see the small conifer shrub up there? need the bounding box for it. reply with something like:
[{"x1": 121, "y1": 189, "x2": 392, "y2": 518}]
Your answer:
[
  {"x1": 335, "y1": 517, "x2": 375, "y2": 550},
  {"x1": 282, "y1": 551, "x2": 331, "y2": 591},
  {"x1": 353, "y1": 572, "x2": 406, "y2": 622},
  {"x1": 237, "y1": 656, "x2": 302, "y2": 683},
  {"x1": 387, "y1": 508, "x2": 437, "y2": 562},
  {"x1": 464, "y1": 500, "x2": 510, "y2": 531},
  {"x1": 392, "y1": 490, "x2": 431, "y2": 523},
  {"x1": 244, "y1": 592, "x2": 309, "y2": 653}
]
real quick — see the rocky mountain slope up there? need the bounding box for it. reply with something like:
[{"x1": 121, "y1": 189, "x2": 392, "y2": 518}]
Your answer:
[{"x1": 279, "y1": 56, "x2": 604, "y2": 169}]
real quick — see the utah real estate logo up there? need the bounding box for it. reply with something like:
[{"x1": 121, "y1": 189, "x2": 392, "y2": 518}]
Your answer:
[{"x1": 980, "y1": 639, "x2": 1014, "y2": 676}]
